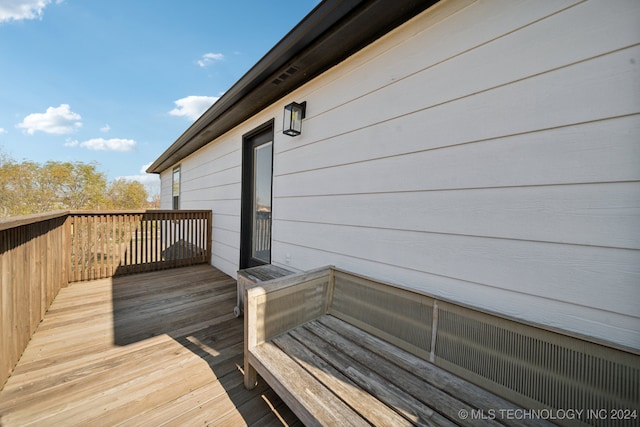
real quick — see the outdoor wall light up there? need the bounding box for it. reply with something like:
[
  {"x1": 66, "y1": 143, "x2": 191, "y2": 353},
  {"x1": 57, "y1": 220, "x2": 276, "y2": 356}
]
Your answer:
[{"x1": 283, "y1": 101, "x2": 306, "y2": 136}]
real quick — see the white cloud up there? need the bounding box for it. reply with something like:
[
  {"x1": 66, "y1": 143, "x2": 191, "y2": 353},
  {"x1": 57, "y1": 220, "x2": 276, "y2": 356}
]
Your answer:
[
  {"x1": 0, "y1": 0, "x2": 62, "y2": 24},
  {"x1": 169, "y1": 95, "x2": 218, "y2": 121},
  {"x1": 64, "y1": 137, "x2": 136, "y2": 151},
  {"x1": 17, "y1": 104, "x2": 82, "y2": 135},
  {"x1": 82, "y1": 138, "x2": 136, "y2": 151},
  {"x1": 0, "y1": 128, "x2": 7, "y2": 134},
  {"x1": 77, "y1": 138, "x2": 136, "y2": 151},
  {"x1": 197, "y1": 52, "x2": 224, "y2": 68},
  {"x1": 100, "y1": 124, "x2": 110, "y2": 133},
  {"x1": 118, "y1": 173, "x2": 159, "y2": 185}
]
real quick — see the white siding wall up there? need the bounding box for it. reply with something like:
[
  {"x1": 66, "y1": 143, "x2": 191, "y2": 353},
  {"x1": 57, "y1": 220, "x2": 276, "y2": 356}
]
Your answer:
[
  {"x1": 159, "y1": 170, "x2": 172, "y2": 210},
  {"x1": 163, "y1": 0, "x2": 640, "y2": 349}
]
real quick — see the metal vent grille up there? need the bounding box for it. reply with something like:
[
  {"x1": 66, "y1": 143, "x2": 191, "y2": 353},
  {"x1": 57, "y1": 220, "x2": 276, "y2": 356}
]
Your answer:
[
  {"x1": 260, "y1": 277, "x2": 330, "y2": 342},
  {"x1": 272, "y1": 66, "x2": 299, "y2": 85},
  {"x1": 330, "y1": 271, "x2": 433, "y2": 359},
  {"x1": 434, "y1": 302, "x2": 640, "y2": 427}
]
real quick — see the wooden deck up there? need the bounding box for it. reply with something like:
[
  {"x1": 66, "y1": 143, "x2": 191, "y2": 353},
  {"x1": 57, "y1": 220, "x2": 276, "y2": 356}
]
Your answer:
[{"x1": 0, "y1": 265, "x2": 300, "y2": 426}]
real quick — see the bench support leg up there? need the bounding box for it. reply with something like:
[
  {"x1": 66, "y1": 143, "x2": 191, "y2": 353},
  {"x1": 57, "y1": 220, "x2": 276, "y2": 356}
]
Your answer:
[
  {"x1": 244, "y1": 287, "x2": 258, "y2": 389},
  {"x1": 244, "y1": 360, "x2": 258, "y2": 389}
]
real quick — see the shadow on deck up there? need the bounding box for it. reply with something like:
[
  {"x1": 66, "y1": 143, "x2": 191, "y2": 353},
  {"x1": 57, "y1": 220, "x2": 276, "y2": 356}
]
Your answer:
[{"x1": 0, "y1": 265, "x2": 300, "y2": 426}]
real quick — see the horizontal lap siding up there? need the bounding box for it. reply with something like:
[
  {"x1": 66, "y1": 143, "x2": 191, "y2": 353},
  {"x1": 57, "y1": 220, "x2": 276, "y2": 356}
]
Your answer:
[
  {"x1": 271, "y1": 0, "x2": 640, "y2": 348},
  {"x1": 159, "y1": 172, "x2": 172, "y2": 210}
]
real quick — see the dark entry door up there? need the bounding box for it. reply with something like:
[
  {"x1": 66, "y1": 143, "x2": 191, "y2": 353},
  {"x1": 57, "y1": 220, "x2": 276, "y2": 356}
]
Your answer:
[{"x1": 240, "y1": 121, "x2": 273, "y2": 268}]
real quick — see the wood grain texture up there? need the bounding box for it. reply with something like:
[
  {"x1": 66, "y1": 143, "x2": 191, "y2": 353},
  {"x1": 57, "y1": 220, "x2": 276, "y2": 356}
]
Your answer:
[
  {"x1": 255, "y1": 315, "x2": 554, "y2": 427},
  {"x1": 315, "y1": 315, "x2": 550, "y2": 427},
  {"x1": 244, "y1": 265, "x2": 638, "y2": 426},
  {"x1": 0, "y1": 214, "x2": 69, "y2": 389},
  {"x1": 0, "y1": 265, "x2": 298, "y2": 427},
  {"x1": 249, "y1": 342, "x2": 371, "y2": 427},
  {"x1": 272, "y1": 333, "x2": 412, "y2": 426}
]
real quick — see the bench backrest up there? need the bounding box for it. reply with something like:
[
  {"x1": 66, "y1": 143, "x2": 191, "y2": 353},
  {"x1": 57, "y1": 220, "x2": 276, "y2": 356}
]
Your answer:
[
  {"x1": 329, "y1": 269, "x2": 434, "y2": 360},
  {"x1": 328, "y1": 268, "x2": 639, "y2": 427},
  {"x1": 248, "y1": 267, "x2": 332, "y2": 345}
]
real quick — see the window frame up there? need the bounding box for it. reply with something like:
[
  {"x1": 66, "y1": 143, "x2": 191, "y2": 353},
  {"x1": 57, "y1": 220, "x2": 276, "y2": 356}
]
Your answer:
[{"x1": 172, "y1": 165, "x2": 181, "y2": 210}]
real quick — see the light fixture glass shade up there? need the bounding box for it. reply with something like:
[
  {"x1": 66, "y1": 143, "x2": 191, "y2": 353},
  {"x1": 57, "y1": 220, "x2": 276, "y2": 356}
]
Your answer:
[{"x1": 283, "y1": 101, "x2": 306, "y2": 136}]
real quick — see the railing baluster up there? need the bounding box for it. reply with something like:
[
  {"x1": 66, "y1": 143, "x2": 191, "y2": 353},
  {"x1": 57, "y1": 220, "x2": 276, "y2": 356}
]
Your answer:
[
  {"x1": 95, "y1": 215, "x2": 100, "y2": 279},
  {"x1": 102, "y1": 215, "x2": 107, "y2": 279},
  {"x1": 75, "y1": 216, "x2": 80, "y2": 282},
  {"x1": 134, "y1": 215, "x2": 138, "y2": 270},
  {"x1": 142, "y1": 215, "x2": 147, "y2": 268},
  {"x1": 188, "y1": 213, "x2": 192, "y2": 266},
  {"x1": 136, "y1": 215, "x2": 142, "y2": 273},
  {"x1": 153, "y1": 214, "x2": 157, "y2": 264},
  {"x1": 81, "y1": 215, "x2": 86, "y2": 282},
  {"x1": 99, "y1": 215, "x2": 104, "y2": 279},
  {"x1": 170, "y1": 215, "x2": 174, "y2": 267},
  {"x1": 127, "y1": 214, "x2": 132, "y2": 269},
  {"x1": 107, "y1": 214, "x2": 113, "y2": 277},
  {"x1": 144, "y1": 216, "x2": 149, "y2": 268},
  {"x1": 140, "y1": 214, "x2": 144, "y2": 269},
  {"x1": 113, "y1": 214, "x2": 118, "y2": 276}
]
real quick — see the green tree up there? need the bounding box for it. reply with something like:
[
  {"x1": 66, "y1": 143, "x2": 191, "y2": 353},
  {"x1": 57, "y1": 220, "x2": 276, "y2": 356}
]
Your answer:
[
  {"x1": 106, "y1": 178, "x2": 149, "y2": 210},
  {"x1": 0, "y1": 160, "x2": 53, "y2": 216},
  {"x1": 0, "y1": 158, "x2": 113, "y2": 218},
  {"x1": 48, "y1": 161, "x2": 108, "y2": 209},
  {"x1": 0, "y1": 154, "x2": 154, "y2": 218}
]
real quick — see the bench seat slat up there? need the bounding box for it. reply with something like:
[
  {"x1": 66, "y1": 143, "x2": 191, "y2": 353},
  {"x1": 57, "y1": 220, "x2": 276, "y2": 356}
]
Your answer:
[
  {"x1": 272, "y1": 333, "x2": 412, "y2": 427},
  {"x1": 317, "y1": 315, "x2": 553, "y2": 427},
  {"x1": 298, "y1": 316, "x2": 482, "y2": 426},
  {"x1": 249, "y1": 342, "x2": 370, "y2": 427}
]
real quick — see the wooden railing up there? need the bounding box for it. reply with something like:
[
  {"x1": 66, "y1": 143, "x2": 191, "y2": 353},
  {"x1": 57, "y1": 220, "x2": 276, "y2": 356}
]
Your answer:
[
  {"x1": 69, "y1": 211, "x2": 212, "y2": 282},
  {"x1": 0, "y1": 211, "x2": 70, "y2": 389},
  {"x1": 254, "y1": 211, "x2": 271, "y2": 258},
  {"x1": 0, "y1": 209, "x2": 212, "y2": 388}
]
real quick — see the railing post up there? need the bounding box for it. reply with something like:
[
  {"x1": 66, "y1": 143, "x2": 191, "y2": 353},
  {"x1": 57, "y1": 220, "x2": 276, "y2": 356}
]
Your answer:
[
  {"x1": 64, "y1": 215, "x2": 71, "y2": 286},
  {"x1": 206, "y1": 210, "x2": 213, "y2": 265}
]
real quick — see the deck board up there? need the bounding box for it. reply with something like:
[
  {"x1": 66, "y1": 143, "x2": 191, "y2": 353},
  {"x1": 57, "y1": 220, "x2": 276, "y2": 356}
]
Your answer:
[{"x1": 0, "y1": 265, "x2": 299, "y2": 426}]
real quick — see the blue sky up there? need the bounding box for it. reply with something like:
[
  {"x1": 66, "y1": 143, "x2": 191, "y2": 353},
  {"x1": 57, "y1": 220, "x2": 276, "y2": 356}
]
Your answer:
[{"x1": 0, "y1": 0, "x2": 319, "y2": 195}]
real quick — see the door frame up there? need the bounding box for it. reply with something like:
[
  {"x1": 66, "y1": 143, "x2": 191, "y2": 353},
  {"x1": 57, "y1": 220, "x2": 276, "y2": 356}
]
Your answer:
[{"x1": 240, "y1": 119, "x2": 274, "y2": 269}]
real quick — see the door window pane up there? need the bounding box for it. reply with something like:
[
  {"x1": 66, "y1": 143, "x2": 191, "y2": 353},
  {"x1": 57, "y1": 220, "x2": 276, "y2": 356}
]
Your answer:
[{"x1": 252, "y1": 141, "x2": 272, "y2": 262}]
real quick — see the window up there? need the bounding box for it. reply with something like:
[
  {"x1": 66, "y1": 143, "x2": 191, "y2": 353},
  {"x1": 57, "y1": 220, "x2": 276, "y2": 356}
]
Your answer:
[{"x1": 172, "y1": 166, "x2": 180, "y2": 210}]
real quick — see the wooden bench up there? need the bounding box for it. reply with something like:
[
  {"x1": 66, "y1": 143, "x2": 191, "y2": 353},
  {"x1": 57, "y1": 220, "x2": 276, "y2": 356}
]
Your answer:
[{"x1": 244, "y1": 266, "x2": 639, "y2": 427}]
